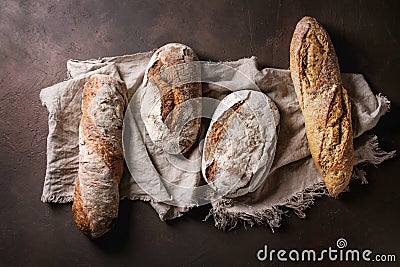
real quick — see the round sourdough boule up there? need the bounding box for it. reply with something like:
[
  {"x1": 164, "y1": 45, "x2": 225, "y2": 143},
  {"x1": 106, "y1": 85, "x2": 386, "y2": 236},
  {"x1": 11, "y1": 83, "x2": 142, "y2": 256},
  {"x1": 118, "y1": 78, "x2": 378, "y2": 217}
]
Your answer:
[
  {"x1": 141, "y1": 43, "x2": 202, "y2": 154},
  {"x1": 202, "y1": 90, "x2": 280, "y2": 198}
]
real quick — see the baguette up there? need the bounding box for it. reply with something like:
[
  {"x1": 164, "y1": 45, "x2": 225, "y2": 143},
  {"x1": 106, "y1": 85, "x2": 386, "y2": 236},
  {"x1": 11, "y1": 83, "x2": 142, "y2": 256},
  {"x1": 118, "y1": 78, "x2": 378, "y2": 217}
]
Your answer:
[
  {"x1": 202, "y1": 90, "x2": 279, "y2": 198},
  {"x1": 141, "y1": 43, "x2": 202, "y2": 154},
  {"x1": 290, "y1": 16, "x2": 354, "y2": 197},
  {"x1": 72, "y1": 74, "x2": 127, "y2": 238}
]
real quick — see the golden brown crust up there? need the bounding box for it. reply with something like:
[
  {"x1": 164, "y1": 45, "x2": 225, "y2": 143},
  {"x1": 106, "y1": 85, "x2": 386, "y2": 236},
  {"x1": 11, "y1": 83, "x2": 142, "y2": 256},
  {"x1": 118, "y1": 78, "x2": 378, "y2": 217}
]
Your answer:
[
  {"x1": 81, "y1": 75, "x2": 125, "y2": 181},
  {"x1": 204, "y1": 96, "x2": 248, "y2": 164},
  {"x1": 205, "y1": 159, "x2": 218, "y2": 182},
  {"x1": 72, "y1": 179, "x2": 92, "y2": 238},
  {"x1": 145, "y1": 43, "x2": 202, "y2": 153},
  {"x1": 201, "y1": 91, "x2": 280, "y2": 197},
  {"x1": 72, "y1": 74, "x2": 126, "y2": 238},
  {"x1": 204, "y1": 100, "x2": 246, "y2": 183},
  {"x1": 147, "y1": 47, "x2": 200, "y2": 124},
  {"x1": 290, "y1": 16, "x2": 354, "y2": 197}
]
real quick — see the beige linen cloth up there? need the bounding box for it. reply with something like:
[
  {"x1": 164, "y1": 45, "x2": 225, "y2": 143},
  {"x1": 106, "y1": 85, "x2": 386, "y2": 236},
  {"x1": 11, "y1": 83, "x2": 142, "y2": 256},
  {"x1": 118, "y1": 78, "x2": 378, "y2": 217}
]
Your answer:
[{"x1": 40, "y1": 51, "x2": 395, "y2": 230}]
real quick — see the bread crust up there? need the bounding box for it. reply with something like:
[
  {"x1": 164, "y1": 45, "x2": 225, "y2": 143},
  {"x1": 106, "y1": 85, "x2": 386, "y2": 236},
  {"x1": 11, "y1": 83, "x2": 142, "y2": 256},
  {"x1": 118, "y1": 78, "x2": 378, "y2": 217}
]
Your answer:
[
  {"x1": 290, "y1": 16, "x2": 354, "y2": 197},
  {"x1": 202, "y1": 90, "x2": 279, "y2": 198},
  {"x1": 142, "y1": 43, "x2": 202, "y2": 154},
  {"x1": 72, "y1": 74, "x2": 127, "y2": 238}
]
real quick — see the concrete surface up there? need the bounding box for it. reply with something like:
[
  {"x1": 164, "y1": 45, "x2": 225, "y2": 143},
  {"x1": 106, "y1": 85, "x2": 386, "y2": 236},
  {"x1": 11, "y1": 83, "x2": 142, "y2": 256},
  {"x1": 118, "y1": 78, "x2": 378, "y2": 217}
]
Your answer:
[{"x1": 0, "y1": 0, "x2": 399, "y2": 266}]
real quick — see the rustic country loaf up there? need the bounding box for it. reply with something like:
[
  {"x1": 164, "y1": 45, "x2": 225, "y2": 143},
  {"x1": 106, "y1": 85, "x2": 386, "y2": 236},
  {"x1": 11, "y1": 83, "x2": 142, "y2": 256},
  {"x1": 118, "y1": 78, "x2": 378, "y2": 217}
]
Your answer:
[
  {"x1": 290, "y1": 16, "x2": 354, "y2": 197},
  {"x1": 72, "y1": 74, "x2": 127, "y2": 238},
  {"x1": 202, "y1": 90, "x2": 280, "y2": 198},
  {"x1": 141, "y1": 43, "x2": 202, "y2": 154}
]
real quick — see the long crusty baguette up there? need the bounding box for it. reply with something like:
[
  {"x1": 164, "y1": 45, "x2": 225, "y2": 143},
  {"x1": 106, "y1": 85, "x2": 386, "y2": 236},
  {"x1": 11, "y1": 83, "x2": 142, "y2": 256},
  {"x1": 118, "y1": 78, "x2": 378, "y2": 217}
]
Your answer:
[
  {"x1": 72, "y1": 74, "x2": 127, "y2": 238},
  {"x1": 141, "y1": 43, "x2": 202, "y2": 154},
  {"x1": 290, "y1": 16, "x2": 354, "y2": 197}
]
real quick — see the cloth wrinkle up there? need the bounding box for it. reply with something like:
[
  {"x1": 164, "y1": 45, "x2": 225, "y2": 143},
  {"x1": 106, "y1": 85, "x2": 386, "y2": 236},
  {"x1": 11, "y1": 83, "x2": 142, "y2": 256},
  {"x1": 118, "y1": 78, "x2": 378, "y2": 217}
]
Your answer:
[{"x1": 40, "y1": 52, "x2": 395, "y2": 229}]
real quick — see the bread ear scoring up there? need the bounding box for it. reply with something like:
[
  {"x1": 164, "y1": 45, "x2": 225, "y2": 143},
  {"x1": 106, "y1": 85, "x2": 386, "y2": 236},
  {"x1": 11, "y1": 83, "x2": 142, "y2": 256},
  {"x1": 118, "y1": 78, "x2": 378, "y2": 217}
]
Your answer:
[{"x1": 289, "y1": 16, "x2": 354, "y2": 197}]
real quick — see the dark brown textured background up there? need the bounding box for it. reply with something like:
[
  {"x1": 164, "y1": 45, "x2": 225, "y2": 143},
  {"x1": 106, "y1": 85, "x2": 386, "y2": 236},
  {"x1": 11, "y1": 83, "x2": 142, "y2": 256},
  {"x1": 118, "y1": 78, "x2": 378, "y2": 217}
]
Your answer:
[{"x1": 1, "y1": 0, "x2": 399, "y2": 266}]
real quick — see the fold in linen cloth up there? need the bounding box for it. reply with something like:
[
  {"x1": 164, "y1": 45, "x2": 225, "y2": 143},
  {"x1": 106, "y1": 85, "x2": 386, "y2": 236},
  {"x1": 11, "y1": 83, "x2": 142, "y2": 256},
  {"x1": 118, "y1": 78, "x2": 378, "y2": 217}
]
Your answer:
[{"x1": 40, "y1": 52, "x2": 395, "y2": 229}]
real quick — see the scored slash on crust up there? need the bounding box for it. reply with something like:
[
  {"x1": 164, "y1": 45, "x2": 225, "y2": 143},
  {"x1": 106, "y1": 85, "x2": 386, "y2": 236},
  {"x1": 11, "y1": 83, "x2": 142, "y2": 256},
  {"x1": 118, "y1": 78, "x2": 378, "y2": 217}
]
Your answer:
[
  {"x1": 290, "y1": 16, "x2": 354, "y2": 197},
  {"x1": 202, "y1": 90, "x2": 279, "y2": 198},
  {"x1": 141, "y1": 43, "x2": 202, "y2": 154}
]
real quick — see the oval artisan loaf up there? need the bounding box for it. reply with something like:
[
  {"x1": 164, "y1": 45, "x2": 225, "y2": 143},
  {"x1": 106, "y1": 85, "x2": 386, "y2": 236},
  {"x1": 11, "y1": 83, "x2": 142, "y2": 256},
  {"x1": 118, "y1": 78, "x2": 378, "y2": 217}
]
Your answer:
[
  {"x1": 141, "y1": 43, "x2": 202, "y2": 154},
  {"x1": 72, "y1": 74, "x2": 127, "y2": 238},
  {"x1": 202, "y1": 90, "x2": 280, "y2": 198},
  {"x1": 289, "y1": 16, "x2": 354, "y2": 197}
]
